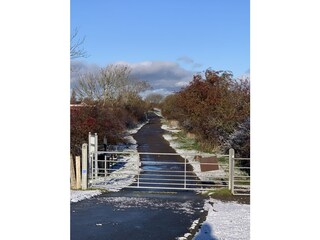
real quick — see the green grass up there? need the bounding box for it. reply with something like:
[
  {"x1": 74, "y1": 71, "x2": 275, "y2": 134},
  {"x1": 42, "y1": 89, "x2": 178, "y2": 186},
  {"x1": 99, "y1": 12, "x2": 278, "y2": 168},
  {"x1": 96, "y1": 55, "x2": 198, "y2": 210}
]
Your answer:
[
  {"x1": 162, "y1": 118, "x2": 221, "y2": 154},
  {"x1": 217, "y1": 156, "x2": 228, "y2": 164},
  {"x1": 172, "y1": 131, "x2": 201, "y2": 150},
  {"x1": 204, "y1": 188, "x2": 232, "y2": 197},
  {"x1": 171, "y1": 130, "x2": 219, "y2": 154}
]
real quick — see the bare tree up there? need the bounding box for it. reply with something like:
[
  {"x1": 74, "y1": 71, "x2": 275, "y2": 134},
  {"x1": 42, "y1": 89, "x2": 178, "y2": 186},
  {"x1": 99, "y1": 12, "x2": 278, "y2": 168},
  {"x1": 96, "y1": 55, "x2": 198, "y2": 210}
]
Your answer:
[
  {"x1": 98, "y1": 64, "x2": 132, "y2": 102},
  {"x1": 74, "y1": 64, "x2": 150, "y2": 105},
  {"x1": 70, "y1": 89, "x2": 78, "y2": 104},
  {"x1": 74, "y1": 71, "x2": 100, "y2": 101},
  {"x1": 70, "y1": 28, "x2": 88, "y2": 60},
  {"x1": 145, "y1": 93, "x2": 164, "y2": 104}
]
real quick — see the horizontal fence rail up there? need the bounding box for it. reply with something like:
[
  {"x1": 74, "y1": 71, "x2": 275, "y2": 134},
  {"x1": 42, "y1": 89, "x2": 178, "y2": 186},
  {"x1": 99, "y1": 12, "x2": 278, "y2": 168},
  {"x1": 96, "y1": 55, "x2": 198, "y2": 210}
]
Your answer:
[
  {"x1": 84, "y1": 146, "x2": 250, "y2": 195},
  {"x1": 88, "y1": 150, "x2": 231, "y2": 192},
  {"x1": 231, "y1": 156, "x2": 250, "y2": 195}
]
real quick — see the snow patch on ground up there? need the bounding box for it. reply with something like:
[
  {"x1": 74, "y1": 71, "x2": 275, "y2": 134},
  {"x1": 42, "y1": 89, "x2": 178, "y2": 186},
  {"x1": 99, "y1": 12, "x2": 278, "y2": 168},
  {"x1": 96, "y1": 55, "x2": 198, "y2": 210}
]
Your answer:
[
  {"x1": 91, "y1": 121, "x2": 149, "y2": 192},
  {"x1": 162, "y1": 120, "x2": 250, "y2": 240},
  {"x1": 124, "y1": 135, "x2": 137, "y2": 145},
  {"x1": 70, "y1": 190, "x2": 102, "y2": 203},
  {"x1": 162, "y1": 122, "x2": 249, "y2": 187},
  {"x1": 162, "y1": 123, "x2": 181, "y2": 133},
  {"x1": 194, "y1": 199, "x2": 250, "y2": 240},
  {"x1": 87, "y1": 120, "x2": 149, "y2": 192},
  {"x1": 162, "y1": 129, "x2": 228, "y2": 183},
  {"x1": 71, "y1": 121, "x2": 148, "y2": 201},
  {"x1": 96, "y1": 196, "x2": 197, "y2": 215},
  {"x1": 153, "y1": 108, "x2": 163, "y2": 117},
  {"x1": 126, "y1": 120, "x2": 149, "y2": 135},
  {"x1": 91, "y1": 152, "x2": 140, "y2": 192},
  {"x1": 177, "y1": 232, "x2": 192, "y2": 240}
]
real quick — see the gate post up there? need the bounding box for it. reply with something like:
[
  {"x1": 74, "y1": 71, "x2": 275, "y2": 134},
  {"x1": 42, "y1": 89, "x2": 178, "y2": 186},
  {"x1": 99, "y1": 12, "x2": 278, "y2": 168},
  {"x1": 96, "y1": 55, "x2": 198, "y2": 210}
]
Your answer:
[
  {"x1": 70, "y1": 154, "x2": 76, "y2": 189},
  {"x1": 184, "y1": 157, "x2": 187, "y2": 189},
  {"x1": 229, "y1": 148, "x2": 235, "y2": 193},
  {"x1": 82, "y1": 143, "x2": 88, "y2": 190},
  {"x1": 95, "y1": 133, "x2": 98, "y2": 179},
  {"x1": 137, "y1": 153, "x2": 140, "y2": 187},
  {"x1": 76, "y1": 156, "x2": 81, "y2": 189}
]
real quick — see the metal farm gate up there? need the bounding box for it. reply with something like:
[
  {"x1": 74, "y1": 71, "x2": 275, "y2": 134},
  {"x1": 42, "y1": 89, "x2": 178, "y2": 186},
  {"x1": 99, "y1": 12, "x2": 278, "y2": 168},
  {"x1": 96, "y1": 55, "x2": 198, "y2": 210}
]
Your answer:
[
  {"x1": 85, "y1": 133, "x2": 250, "y2": 195},
  {"x1": 89, "y1": 151, "x2": 225, "y2": 191}
]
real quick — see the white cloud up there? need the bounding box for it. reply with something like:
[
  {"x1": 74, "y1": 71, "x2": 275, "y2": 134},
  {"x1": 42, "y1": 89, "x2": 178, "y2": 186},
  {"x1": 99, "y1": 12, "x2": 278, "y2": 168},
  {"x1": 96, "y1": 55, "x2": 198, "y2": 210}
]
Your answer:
[
  {"x1": 70, "y1": 60, "x2": 195, "y2": 93},
  {"x1": 175, "y1": 81, "x2": 189, "y2": 87},
  {"x1": 140, "y1": 89, "x2": 173, "y2": 98},
  {"x1": 70, "y1": 60, "x2": 100, "y2": 83},
  {"x1": 115, "y1": 61, "x2": 194, "y2": 91}
]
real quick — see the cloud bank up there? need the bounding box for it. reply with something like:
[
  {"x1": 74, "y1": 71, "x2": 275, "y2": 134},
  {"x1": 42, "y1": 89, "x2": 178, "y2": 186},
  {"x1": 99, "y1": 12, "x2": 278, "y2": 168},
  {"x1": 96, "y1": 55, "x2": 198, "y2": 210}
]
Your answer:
[
  {"x1": 71, "y1": 60, "x2": 195, "y2": 95},
  {"x1": 70, "y1": 61, "x2": 100, "y2": 88},
  {"x1": 117, "y1": 61, "x2": 194, "y2": 92}
]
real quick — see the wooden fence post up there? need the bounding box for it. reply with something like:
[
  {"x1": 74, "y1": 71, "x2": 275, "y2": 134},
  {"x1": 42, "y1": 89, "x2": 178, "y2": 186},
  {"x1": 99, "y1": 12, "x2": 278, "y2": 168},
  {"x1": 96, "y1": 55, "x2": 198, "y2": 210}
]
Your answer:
[
  {"x1": 70, "y1": 154, "x2": 76, "y2": 189},
  {"x1": 76, "y1": 156, "x2": 81, "y2": 189}
]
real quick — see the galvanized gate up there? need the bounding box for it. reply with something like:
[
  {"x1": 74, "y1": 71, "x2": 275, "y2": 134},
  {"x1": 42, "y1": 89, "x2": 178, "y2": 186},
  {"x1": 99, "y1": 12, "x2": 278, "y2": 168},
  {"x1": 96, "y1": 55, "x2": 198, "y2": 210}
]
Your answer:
[
  {"x1": 86, "y1": 133, "x2": 250, "y2": 194},
  {"x1": 88, "y1": 150, "x2": 234, "y2": 192},
  {"x1": 229, "y1": 148, "x2": 251, "y2": 195}
]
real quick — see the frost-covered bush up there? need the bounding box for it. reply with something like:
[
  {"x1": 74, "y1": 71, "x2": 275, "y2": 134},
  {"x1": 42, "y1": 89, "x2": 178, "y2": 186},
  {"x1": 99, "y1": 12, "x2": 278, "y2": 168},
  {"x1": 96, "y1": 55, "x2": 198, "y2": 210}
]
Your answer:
[
  {"x1": 161, "y1": 69, "x2": 250, "y2": 153},
  {"x1": 224, "y1": 117, "x2": 250, "y2": 158}
]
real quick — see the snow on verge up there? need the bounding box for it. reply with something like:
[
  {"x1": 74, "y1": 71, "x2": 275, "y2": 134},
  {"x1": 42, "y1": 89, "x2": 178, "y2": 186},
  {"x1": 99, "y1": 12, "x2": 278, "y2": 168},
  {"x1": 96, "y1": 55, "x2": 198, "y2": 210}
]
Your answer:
[
  {"x1": 91, "y1": 152, "x2": 140, "y2": 192},
  {"x1": 70, "y1": 121, "x2": 148, "y2": 202},
  {"x1": 126, "y1": 120, "x2": 149, "y2": 135},
  {"x1": 92, "y1": 121, "x2": 148, "y2": 192},
  {"x1": 194, "y1": 199, "x2": 250, "y2": 240},
  {"x1": 70, "y1": 190, "x2": 102, "y2": 203},
  {"x1": 153, "y1": 108, "x2": 163, "y2": 117},
  {"x1": 162, "y1": 120, "x2": 250, "y2": 240},
  {"x1": 162, "y1": 125, "x2": 228, "y2": 182}
]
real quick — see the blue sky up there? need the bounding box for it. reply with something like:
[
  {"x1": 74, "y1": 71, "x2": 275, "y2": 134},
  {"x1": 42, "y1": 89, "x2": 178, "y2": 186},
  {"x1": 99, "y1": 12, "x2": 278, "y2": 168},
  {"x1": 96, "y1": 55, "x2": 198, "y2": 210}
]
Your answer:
[{"x1": 71, "y1": 0, "x2": 250, "y2": 94}]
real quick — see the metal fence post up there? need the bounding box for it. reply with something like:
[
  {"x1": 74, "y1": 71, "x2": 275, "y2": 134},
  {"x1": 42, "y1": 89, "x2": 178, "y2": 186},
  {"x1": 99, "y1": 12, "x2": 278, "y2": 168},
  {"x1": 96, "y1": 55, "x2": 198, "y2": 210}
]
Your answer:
[
  {"x1": 95, "y1": 133, "x2": 98, "y2": 179},
  {"x1": 184, "y1": 157, "x2": 187, "y2": 189},
  {"x1": 81, "y1": 143, "x2": 88, "y2": 190},
  {"x1": 90, "y1": 154, "x2": 93, "y2": 182},
  {"x1": 88, "y1": 132, "x2": 92, "y2": 180},
  {"x1": 104, "y1": 155, "x2": 107, "y2": 183},
  {"x1": 137, "y1": 153, "x2": 140, "y2": 187},
  {"x1": 229, "y1": 148, "x2": 235, "y2": 193}
]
